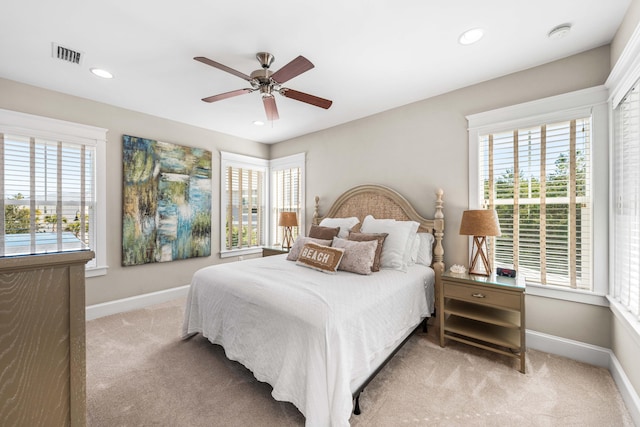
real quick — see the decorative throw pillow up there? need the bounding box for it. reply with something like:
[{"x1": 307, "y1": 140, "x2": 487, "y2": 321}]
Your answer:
[
  {"x1": 360, "y1": 215, "x2": 419, "y2": 271},
  {"x1": 296, "y1": 242, "x2": 344, "y2": 273},
  {"x1": 331, "y1": 237, "x2": 378, "y2": 275},
  {"x1": 286, "y1": 236, "x2": 332, "y2": 261},
  {"x1": 347, "y1": 231, "x2": 388, "y2": 272},
  {"x1": 319, "y1": 217, "x2": 360, "y2": 238},
  {"x1": 308, "y1": 224, "x2": 340, "y2": 240}
]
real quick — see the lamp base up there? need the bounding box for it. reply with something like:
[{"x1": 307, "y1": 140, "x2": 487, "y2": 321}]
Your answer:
[
  {"x1": 282, "y1": 227, "x2": 294, "y2": 251},
  {"x1": 469, "y1": 235, "x2": 492, "y2": 276}
]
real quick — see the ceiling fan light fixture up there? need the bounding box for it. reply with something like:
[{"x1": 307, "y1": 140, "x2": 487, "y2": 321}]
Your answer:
[
  {"x1": 253, "y1": 120, "x2": 265, "y2": 126},
  {"x1": 195, "y1": 52, "x2": 332, "y2": 121},
  {"x1": 459, "y1": 28, "x2": 484, "y2": 45}
]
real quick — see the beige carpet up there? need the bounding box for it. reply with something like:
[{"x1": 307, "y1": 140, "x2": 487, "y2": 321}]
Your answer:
[{"x1": 86, "y1": 298, "x2": 633, "y2": 426}]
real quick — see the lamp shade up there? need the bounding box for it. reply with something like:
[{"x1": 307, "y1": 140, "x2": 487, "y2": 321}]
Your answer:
[
  {"x1": 459, "y1": 209, "x2": 501, "y2": 237},
  {"x1": 278, "y1": 212, "x2": 298, "y2": 227}
]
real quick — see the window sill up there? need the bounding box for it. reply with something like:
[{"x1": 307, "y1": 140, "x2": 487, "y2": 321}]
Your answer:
[
  {"x1": 525, "y1": 282, "x2": 609, "y2": 307},
  {"x1": 220, "y1": 247, "x2": 262, "y2": 259},
  {"x1": 86, "y1": 265, "x2": 108, "y2": 278}
]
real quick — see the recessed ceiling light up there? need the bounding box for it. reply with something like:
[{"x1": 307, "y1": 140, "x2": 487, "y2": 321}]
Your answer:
[
  {"x1": 90, "y1": 68, "x2": 113, "y2": 79},
  {"x1": 548, "y1": 24, "x2": 572, "y2": 39},
  {"x1": 253, "y1": 120, "x2": 265, "y2": 126},
  {"x1": 459, "y1": 28, "x2": 484, "y2": 45}
]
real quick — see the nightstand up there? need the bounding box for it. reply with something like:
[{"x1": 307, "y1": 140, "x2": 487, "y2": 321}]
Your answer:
[
  {"x1": 262, "y1": 246, "x2": 288, "y2": 257},
  {"x1": 439, "y1": 271, "x2": 526, "y2": 373}
]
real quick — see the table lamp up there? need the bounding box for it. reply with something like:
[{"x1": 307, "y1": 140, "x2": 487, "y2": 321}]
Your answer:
[
  {"x1": 459, "y1": 209, "x2": 501, "y2": 276},
  {"x1": 278, "y1": 212, "x2": 298, "y2": 251}
]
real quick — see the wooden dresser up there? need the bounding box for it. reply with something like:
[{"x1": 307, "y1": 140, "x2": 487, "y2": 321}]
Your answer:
[
  {"x1": 439, "y1": 270, "x2": 526, "y2": 373},
  {"x1": 0, "y1": 250, "x2": 94, "y2": 426}
]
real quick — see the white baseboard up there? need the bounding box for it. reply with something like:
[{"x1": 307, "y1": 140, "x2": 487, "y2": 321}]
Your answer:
[
  {"x1": 610, "y1": 352, "x2": 640, "y2": 426},
  {"x1": 85, "y1": 285, "x2": 190, "y2": 321},
  {"x1": 527, "y1": 329, "x2": 640, "y2": 426},
  {"x1": 526, "y1": 329, "x2": 611, "y2": 367}
]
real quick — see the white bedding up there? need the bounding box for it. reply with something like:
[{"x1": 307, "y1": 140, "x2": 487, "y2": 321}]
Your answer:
[{"x1": 182, "y1": 254, "x2": 434, "y2": 426}]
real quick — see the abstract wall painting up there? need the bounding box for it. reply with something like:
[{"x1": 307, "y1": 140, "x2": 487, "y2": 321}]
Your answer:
[{"x1": 122, "y1": 135, "x2": 212, "y2": 266}]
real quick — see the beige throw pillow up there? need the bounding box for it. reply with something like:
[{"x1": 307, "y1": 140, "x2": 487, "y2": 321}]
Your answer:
[
  {"x1": 347, "y1": 232, "x2": 389, "y2": 272},
  {"x1": 331, "y1": 237, "x2": 378, "y2": 275},
  {"x1": 296, "y1": 242, "x2": 344, "y2": 273},
  {"x1": 308, "y1": 224, "x2": 340, "y2": 240}
]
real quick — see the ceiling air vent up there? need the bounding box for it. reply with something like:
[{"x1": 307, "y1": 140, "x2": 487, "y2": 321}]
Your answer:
[{"x1": 52, "y1": 43, "x2": 83, "y2": 65}]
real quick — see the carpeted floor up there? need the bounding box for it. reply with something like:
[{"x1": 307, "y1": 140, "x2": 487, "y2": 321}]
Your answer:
[{"x1": 86, "y1": 298, "x2": 633, "y2": 426}]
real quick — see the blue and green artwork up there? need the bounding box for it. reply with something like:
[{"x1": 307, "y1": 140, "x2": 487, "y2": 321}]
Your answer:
[{"x1": 122, "y1": 135, "x2": 212, "y2": 266}]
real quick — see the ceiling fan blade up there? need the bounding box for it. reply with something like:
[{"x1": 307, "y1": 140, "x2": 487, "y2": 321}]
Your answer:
[
  {"x1": 263, "y1": 96, "x2": 279, "y2": 121},
  {"x1": 280, "y1": 89, "x2": 332, "y2": 109},
  {"x1": 271, "y1": 56, "x2": 314, "y2": 84},
  {"x1": 194, "y1": 56, "x2": 252, "y2": 81},
  {"x1": 202, "y1": 88, "x2": 252, "y2": 103}
]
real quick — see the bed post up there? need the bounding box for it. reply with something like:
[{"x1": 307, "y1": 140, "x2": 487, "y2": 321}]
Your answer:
[
  {"x1": 433, "y1": 188, "x2": 445, "y2": 293},
  {"x1": 313, "y1": 196, "x2": 320, "y2": 225}
]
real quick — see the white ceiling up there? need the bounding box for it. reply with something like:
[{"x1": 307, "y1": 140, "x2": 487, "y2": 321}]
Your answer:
[{"x1": 0, "y1": 0, "x2": 631, "y2": 144}]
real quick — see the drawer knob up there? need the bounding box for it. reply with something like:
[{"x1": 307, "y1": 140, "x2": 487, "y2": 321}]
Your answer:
[{"x1": 471, "y1": 293, "x2": 486, "y2": 298}]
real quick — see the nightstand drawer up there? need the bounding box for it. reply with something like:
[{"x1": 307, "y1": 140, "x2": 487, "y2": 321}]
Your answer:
[{"x1": 443, "y1": 281, "x2": 520, "y2": 310}]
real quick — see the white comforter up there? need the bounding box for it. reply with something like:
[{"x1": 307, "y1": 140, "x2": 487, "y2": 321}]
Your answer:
[{"x1": 182, "y1": 255, "x2": 434, "y2": 426}]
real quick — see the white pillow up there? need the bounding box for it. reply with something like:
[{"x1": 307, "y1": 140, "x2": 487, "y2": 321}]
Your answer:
[
  {"x1": 410, "y1": 232, "x2": 435, "y2": 266},
  {"x1": 319, "y1": 217, "x2": 360, "y2": 238},
  {"x1": 360, "y1": 215, "x2": 419, "y2": 271}
]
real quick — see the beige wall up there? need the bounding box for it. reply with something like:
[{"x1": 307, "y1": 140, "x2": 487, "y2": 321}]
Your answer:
[
  {"x1": 611, "y1": 0, "x2": 640, "y2": 67},
  {"x1": 612, "y1": 314, "x2": 640, "y2": 396},
  {"x1": 271, "y1": 46, "x2": 612, "y2": 348},
  {"x1": 0, "y1": 77, "x2": 267, "y2": 305}
]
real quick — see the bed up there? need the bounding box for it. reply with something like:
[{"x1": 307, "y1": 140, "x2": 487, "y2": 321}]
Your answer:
[{"x1": 182, "y1": 184, "x2": 445, "y2": 426}]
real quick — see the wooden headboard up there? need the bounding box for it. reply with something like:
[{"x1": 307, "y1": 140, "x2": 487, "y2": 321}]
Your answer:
[{"x1": 312, "y1": 184, "x2": 445, "y2": 283}]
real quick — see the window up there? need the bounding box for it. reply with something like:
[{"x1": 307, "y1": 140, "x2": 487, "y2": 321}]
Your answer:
[
  {"x1": 220, "y1": 152, "x2": 305, "y2": 257},
  {"x1": 467, "y1": 87, "x2": 608, "y2": 303},
  {"x1": 612, "y1": 78, "x2": 640, "y2": 323},
  {"x1": 0, "y1": 109, "x2": 107, "y2": 276},
  {"x1": 271, "y1": 153, "x2": 305, "y2": 246},
  {"x1": 221, "y1": 152, "x2": 267, "y2": 255},
  {"x1": 479, "y1": 118, "x2": 592, "y2": 290}
]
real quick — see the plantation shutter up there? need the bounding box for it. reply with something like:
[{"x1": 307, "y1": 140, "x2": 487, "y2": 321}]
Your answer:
[
  {"x1": 480, "y1": 117, "x2": 592, "y2": 290},
  {"x1": 224, "y1": 166, "x2": 264, "y2": 250},
  {"x1": 0, "y1": 134, "x2": 95, "y2": 263},
  {"x1": 612, "y1": 79, "x2": 640, "y2": 321},
  {"x1": 272, "y1": 167, "x2": 302, "y2": 246}
]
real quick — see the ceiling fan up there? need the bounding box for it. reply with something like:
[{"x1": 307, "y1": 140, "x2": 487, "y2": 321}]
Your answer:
[{"x1": 194, "y1": 52, "x2": 332, "y2": 121}]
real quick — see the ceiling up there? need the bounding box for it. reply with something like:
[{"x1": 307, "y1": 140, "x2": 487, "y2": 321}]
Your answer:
[{"x1": 0, "y1": 0, "x2": 631, "y2": 144}]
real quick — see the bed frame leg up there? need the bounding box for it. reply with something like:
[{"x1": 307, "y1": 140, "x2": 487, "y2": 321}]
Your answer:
[
  {"x1": 353, "y1": 393, "x2": 362, "y2": 415},
  {"x1": 422, "y1": 318, "x2": 428, "y2": 333}
]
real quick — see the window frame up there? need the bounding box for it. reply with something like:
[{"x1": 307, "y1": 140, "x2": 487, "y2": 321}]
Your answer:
[
  {"x1": 606, "y1": 25, "x2": 640, "y2": 337},
  {"x1": 0, "y1": 108, "x2": 108, "y2": 277},
  {"x1": 220, "y1": 152, "x2": 306, "y2": 258},
  {"x1": 270, "y1": 152, "x2": 305, "y2": 246},
  {"x1": 467, "y1": 86, "x2": 609, "y2": 306},
  {"x1": 220, "y1": 151, "x2": 269, "y2": 258}
]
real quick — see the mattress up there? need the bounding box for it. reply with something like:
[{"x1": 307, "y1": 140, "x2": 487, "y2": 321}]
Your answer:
[{"x1": 182, "y1": 254, "x2": 434, "y2": 426}]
